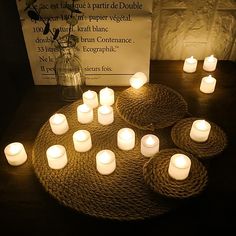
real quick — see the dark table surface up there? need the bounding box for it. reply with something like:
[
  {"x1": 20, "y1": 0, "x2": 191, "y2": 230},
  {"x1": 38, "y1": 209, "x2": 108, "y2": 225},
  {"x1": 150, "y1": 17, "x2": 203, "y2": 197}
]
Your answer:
[{"x1": 0, "y1": 60, "x2": 236, "y2": 234}]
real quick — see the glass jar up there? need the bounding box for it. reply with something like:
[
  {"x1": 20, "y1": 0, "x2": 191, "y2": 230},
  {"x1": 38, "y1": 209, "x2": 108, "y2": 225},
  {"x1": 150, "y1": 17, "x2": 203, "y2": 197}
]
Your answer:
[{"x1": 55, "y1": 42, "x2": 85, "y2": 102}]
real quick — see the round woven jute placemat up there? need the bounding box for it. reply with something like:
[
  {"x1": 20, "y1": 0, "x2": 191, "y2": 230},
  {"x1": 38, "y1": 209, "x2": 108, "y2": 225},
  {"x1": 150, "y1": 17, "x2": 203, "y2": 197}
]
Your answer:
[
  {"x1": 115, "y1": 84, "x2": 188, "y2": 130},
  {"x1": 143, "y1": 149, "x2": 208, "y2": 199},
  {"x1": 32, "y1": 99, "x2": 178, "y2": 220},
  {"x1": 171, "y1": 118, "x2": 227, "y2": 159}
]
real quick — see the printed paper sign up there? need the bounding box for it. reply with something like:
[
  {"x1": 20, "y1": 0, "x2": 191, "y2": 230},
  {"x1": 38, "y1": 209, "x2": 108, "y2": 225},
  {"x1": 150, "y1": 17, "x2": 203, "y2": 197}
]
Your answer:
[{"x1": 16, "y1": 0, "x2": 153, "y2": 85}]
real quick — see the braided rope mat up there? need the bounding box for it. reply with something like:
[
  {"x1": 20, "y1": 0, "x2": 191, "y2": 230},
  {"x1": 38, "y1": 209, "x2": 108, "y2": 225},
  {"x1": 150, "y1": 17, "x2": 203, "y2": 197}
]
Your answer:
[
  {"x1": 171, "y1": 118, "x2": 227, "y2": 159},
  {"x1": 143, "y1": 149, "x2": 208, "y2": 199},
  {"x1": 32, "y1": 99, "x2": 178, "y2": 220},
  {"x1": 115, "y1": 84, "x2": 188, "y2": 130}
]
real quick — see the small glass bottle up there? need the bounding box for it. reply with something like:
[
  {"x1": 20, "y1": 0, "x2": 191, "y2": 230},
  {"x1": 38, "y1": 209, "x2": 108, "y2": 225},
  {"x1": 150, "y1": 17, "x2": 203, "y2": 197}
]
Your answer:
[{"x1": 55, "y1": 41, "x2": 85, "y2": 102}]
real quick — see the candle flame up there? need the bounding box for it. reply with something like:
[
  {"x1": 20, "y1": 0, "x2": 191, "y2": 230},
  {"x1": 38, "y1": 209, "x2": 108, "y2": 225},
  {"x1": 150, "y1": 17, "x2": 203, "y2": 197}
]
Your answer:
[
  {"x1": 85, "y1": 90, "x2": 94, "y2": 99},
  {"x1": 121, "y1": 128, "x2": 133, "y2": 140},
  {"x1": 129, "y1": 72, "x2": 147, "y2": 89},
  {"x1": 53, "y1": 114, "x2": 64, "y2": 124},
  {"x1": 130, "y1": 78, "x2": 143, "y2": 89},
  {"x1": 100, "y1": 151, "x2": 112, "y2": 164},
  {"x1": 205, "y1": 75, "x2": 214, "y2": 83},
  {"x1": 208, "y1": 55, "x2": 215, "y2": 62},
  {"x1": 174, "y1": 155, "x2": 188, "y2": 168},
  {"x1": 48, "y1": 145, "x2": 64, "y2": 159},
  {"x1": 79, "y1": 104, "x2": 91, "y2": 112},
  {"x1": 146, "y1": 136, "x2": 155, "y2": 146},
  {"x1": 103, "y1": 87, "x2": 112, "y2": 96},
  {"x1": 9, "y1": 143, "x2": 22, "y2": 155},
  {"x1": 75, "y1": 130, "x2": 87, "y2": 141},
  {"x1": 100, "y1": 105, "x2": 111, "y2": 114},
  {"x1": 187, "y1": 56, "x2": 196, "y2": 64},
  {"x1": 196, "y1": 120, "x2": 208, "y2": 130}
]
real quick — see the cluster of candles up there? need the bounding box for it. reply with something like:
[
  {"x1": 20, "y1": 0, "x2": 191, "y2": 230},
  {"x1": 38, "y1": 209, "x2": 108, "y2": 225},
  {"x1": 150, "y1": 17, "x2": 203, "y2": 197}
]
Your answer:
[
  {"x1": 3, "y1": 71, "x2": 212, "y2": 181},
  {"x1": 183, "y1": 55, "x2": 217, "y2": 94}
]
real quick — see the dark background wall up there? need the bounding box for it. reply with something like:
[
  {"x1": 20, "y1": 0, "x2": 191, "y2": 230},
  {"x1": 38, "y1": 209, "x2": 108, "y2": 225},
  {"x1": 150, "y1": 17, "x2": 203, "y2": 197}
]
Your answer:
[{"x1": 0, "y1": 1, "x2": 33, "y2": 136}]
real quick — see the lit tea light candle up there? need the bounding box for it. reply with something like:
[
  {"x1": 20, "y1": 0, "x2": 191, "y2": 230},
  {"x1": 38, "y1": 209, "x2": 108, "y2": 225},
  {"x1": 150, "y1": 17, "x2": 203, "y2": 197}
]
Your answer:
[
  {"x1": 190, "y1": 119, "x2": 211, "y2": 142},
  {"x1": 203, "y1": 55, "x2": 217, "y2": 72},
  {"x1": 96, "y1": 149, "x2": 116, "y2": 175},
  {"x1": 77, "y1": 103, "x2": 93, "y2": 124},
  {"x1": 98, "y1": 105, "x2": 114, "y2": 125},
  {"x1": 73, "y1": 130, "x2": 92, "y2": 152},
  {"x1": 117, "y1": 128, "x2": 135, "y2": 150},
  {"x1": 129, "y1": 72, "x2": 148, "y2": 89},
  {"x1": 141, "y1": 134, "x2": 160, "y2": 157},
  {"x1": 49, "y1": 113, "x2": 69, "y2": 135},
  {"x1": 46, "y1": 145, "x2": 67, "y2": 169},
  {"x1": 200, "y1": 75, "x2": 216, "y2": 94},
  {"x1": 4, "y1": 142, "x2": 27, "y2": 166},
  {"x1": 183, "y1": 56, "x2": 198, "y2": 73},
  {"x1": 82, "y1": 90, "x2": 98, "y2": 108},
  {"x1": 168, "y1": 153, "x2": 191, "y2": 180},
  {"x1": 99, "y1": 87, "x2": 114, "y2": 106}
]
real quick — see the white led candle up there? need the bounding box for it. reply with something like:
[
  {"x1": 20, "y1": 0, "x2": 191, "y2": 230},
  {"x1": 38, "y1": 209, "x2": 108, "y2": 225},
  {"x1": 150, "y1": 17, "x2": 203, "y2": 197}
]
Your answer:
[
  {"x1": 200, "y1": 75, "x2": 216, "y2": 94},
  {"x1": 96, "y1": 149, "x2": 116, "y2": 175},
  {"x1": 49, "y1": 113, "x2": 69, "y2": 135},
  {"x1": 141, "y1": 134, "x2": 160, "y2": 157},
  {"x1": 46, "y1": 145, "x2": 67, "y2": 169},
  {"x1": 4, "y1": 142, "x2": 27, "y2": 166},
  {"x1": 77, "y1": 103, "x2": 93, "y2": 124},
  {"x1": 168, "y1": 154, "x2": 191, "y2": 180},
  {"x1": 99, "y1": 87, "x2": 115, "y2": 106},
  {"x1": 129, "y1": 72, "x2": 148, "y2": 89},
  {"x1": 97, "y1": 105, "x2": 114, "y2": 125},
  {"x1": 190, "y1": 119, "x2": 211, "y2": 142},
  {"x1": 183, "y1": 56, "x2": 198, "y2": 73},
  {"x1": 82, "y1": 90, "x2": 98, "y2": 108},
  {"x1": 73, "y1": 130, "x2": 92, "y2": 152},
  {"x1": 117, "y1": 128, "x2": 135, "y2": 151},
  {"x1": 203, "y1": 55, "x2": 217, "y2": 72}
]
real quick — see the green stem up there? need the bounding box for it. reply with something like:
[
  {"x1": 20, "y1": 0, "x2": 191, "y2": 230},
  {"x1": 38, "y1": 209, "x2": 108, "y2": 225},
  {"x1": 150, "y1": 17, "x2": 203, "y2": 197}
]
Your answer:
[
  {"x1": 32, "y1": 5, "x2": 62, "y2": 49},
  {"x1": 67, "y1": 0, "x2": 75, "y2": 47}
]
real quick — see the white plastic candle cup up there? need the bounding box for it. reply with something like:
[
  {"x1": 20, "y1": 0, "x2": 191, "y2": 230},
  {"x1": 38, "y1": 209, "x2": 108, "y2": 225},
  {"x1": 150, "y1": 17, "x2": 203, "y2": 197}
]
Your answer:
[
  {"x1": 96, "y1": 149, "x2": 116, "y2": 175},
  {"x1": 97, "y1": 105, "x2": 114, "y2": 125},
  {"x1": 46, "y1": 145, "x2": 68, "y2": 169},
  {"x1": 73, "y1": 130, "x2": 92, "y2": 152},
  {"x1": 49, "y1": 113, "x2": 69, "y2": 135},
  {"x1": 4, "y1": 142, "x2": 27, "y2": 166},
  {"x1": 117, "y1": 128, "x2": 135, "y2": 151},
  {"x1": 141, "y1": 134, "x2": 160, "y2": 157},
  {"x1": 190, "y1": 120, "x2": 211, "y2": 142},
  {"x1": 168, "y1": 154, "x2": 191, "y2": 180},
  {"x1": 203, "y1": 55, "x2": 217, "y2": 72},
  {"x1": 77, "y1": 103, "x2": 93, "y2": 124},
  {"x1": 200, "y1": 75, "x2": 216, "y2": 94},
  {"x1": 82, "y1": 90, "x2": 98, "y2": 108},
  {"x1": 183, "y1": 56, "x2": 198, "y2": 73},
  {"x1": 129, "y1": 72, "x2": 148, "y2": 89},
  {"x1": 99, "y1": 87, "x2": 115, "y2": 106}
]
